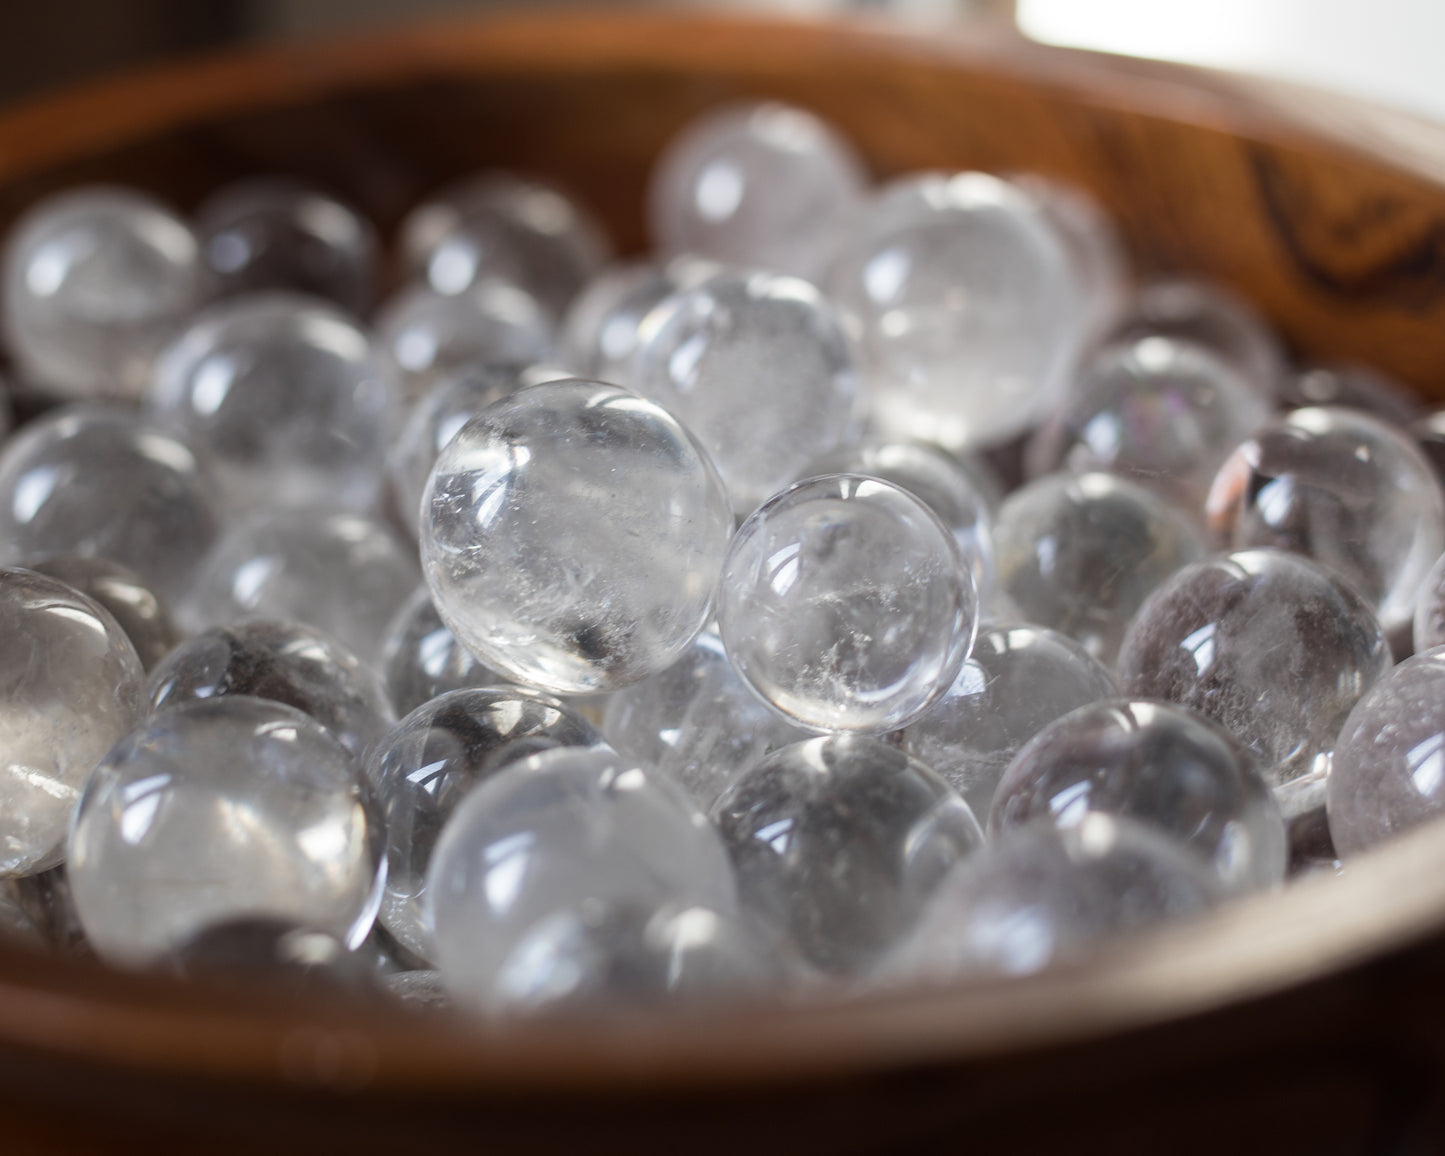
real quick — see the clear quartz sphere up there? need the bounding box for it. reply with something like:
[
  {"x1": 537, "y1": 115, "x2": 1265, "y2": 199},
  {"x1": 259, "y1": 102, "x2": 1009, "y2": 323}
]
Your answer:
[
  {"x1": 0, "y1": 405, "x2": 223, "y2": 606},
  {"x1": 992, "y1": 699, "x2": 1286, "y2": 893},
  {"x1": 68, "y1": 695, "x2": 384, "y2": 966},
  {"x1": 149, "y1": 292, "x2": 395, "y2": 516},
  {"x1": 0, "y1": 567, "x2": 145, "y2": 876},
  {"x1": 1414, "y1": 551, "x2": 1445, "y2": 653},
  {"x1": 187, "y1": 508, "x2": 420, "y2": 668},
  {"x1": 1, "y1": 186, "x2": 204, "y2": 401},
  {"x1": 903, "y1": 622, "x2": 1117, "y2": 821},
  {"x1": 1328, "y1": 647, "x2": 1445, "y2": 856},
  {"x1": 629, "y1": 268, "x2": 862, "y2": 514},
  {"x1": 710, "y1": 735, "x2": 983, "y2": 977},
  {"x1": 194, "y1": 178, "x2": 379, "y2": 317},
  {"x1": 368, "y1": 686, "x2": 604, "y2": 963},
  {"x1": 993, "y1": 472, "x2": 1205, "y2": 666},
  {"x1": 648, "y1": 101, "x2": 867, "y2": 281},
  {"x1": 717, "y1": 474, "x2": 977, "y2": 733},
  {"x1": 1117, "y1": 549, "x2": 1391, "y2": 826},
  {"x1": 427, "y1": 745, "x2": 737, "y2": 1008},
  {"x1": 28, "y1": 555, "x2": 179, "y2": 671},
  {"x1": 421, "y1": 379, "x2": 734, "y2": 695},
  {"x1": 1283, "y1": 364, "x2": 1423, "y2": 428},
  {"x1": 602, "y1": 629, "x2": 811, "y2": 810},
  {"x1": 827, "y1": 171, "x2": 1080, "y2": 450},
  {"x1": 1027, "y1": 336, "x2": 1272, "y2": 512},
  {"x1": 147, "y1": 619, "x2": 394, "y2": 759},
  {"x1": 379, "y1": 586, "x2": 516, "y2": 717},
  {"x1": 1206, "y1": 406, "x2": 1445, "y2": 637}
]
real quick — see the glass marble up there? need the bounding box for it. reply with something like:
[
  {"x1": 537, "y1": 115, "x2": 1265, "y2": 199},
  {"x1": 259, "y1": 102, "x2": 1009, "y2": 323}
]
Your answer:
[
  {"x1": 186, "y1": 508, "x2": 420, "y2": 667},
  {"x1": 1283, "y1": 364, "x2": 1423, "y2": 428},
  {"x1": 0, "y1": 405, "x2": 222, "y2": 606},
  {"x1": 68, "y1": 696, "x2": 384, "y2": 967},
  {"x1": 194, "y1": 178, "x2": 379, "y2": 317},
  {"x1": 602, "y1": 629, "x2": 811, "y2": 809},
  {"x1": 1, "y1": 186, "x2": 204, "y2": 401},
  {"x1": 28, "y1": 556, "x2": 179, "y2": 671},
  {"x1": 1206, "y1": 406, "x2": 1445, "y2": 637},
  {"x1": 421, "y1": 379, "x2": 733, "y2": 695},
  {"x1": 1414, "y1": 551, "x2": 1445, "y2": 653},
  {"x1": 427, "y1": 746, "x2": 736, "y2": 1008},
  {"x1": 368, "y1": 686, "x2": 604, "y2": 963},
  {"x1": 149, "y1": 292, "x2": 395, "y2": 516},
  {"x1": 0, "y1": 567, "x2": 145, "y2": 875},
  {"x1": 903, "y1": 622, "x2": 1117, "y2": 821},
  {"x1": 710, "y1": 735, "x2": 983, "y2": 976},
  {"x1": 148, "y1": 619, "x2": 393, "y2": 759},
  {"x1": 169, "y1": 916, "x2": 376, "y2": 993},
  {"x1": 379, "y1": 586, "x2": 515, "y2": 717},
  {"x1": 1328, "y1": 647, "x2": 1445, "y2": 856},
  {"x1": 628, "y1": 268, "x2": 862, "y2": 513},
  {"x1": 992, "y1": 699, "x2": 1286, "y2": 893},
  {"x1": 993, "y1": 472, "x2": 1205, "y2": 666},
  {"x1": 718, "y1": 474, "x2": 977, "y2": 733},
  {"x1": 648, "y1": 101, "x2": 867, "y2": 281},
  {"x1": 1117, "y1": 549, "x2": 1391, "y2": 825},
  {"x1": 827, "y1": 171, "x2": 1079, "y2": 450}
]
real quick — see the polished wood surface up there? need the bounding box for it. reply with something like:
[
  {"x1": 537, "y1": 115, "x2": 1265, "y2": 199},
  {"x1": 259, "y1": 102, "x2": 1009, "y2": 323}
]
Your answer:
[{"x1": 4, "y1": 9, "x2": 1445, "y2": 1152}]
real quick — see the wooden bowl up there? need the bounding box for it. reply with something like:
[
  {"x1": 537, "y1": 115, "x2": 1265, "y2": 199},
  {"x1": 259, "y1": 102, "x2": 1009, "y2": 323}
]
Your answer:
[{"x1": 5, "y1": 10, "x2": 1445, "y2": 1153}]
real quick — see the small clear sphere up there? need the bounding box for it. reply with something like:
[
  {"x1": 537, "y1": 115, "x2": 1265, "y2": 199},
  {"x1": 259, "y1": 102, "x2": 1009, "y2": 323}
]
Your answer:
[
  {"x1": 992, "y1": 699, "x2": 1286, "y2": 893},
  {"x1": 68, "y1": 696, "x2": 384, "y2": 966},
  {"x1": 194, "y1": 178, "x2": 379, "y2": 316},
  {"x1": 718, "y1": 474, "x2": 977, "y2": 733},
  {"x1": 629, "y1": 268, "x2": 862, "y2": 513},
  {"x1": 148, "y1": 619, "x2": 393, "y2": 759},
  {"x1": 368, "y1": 686, "x2": 604, "y2": 963},
  {"x1": 602, "y1": 629, "x2": 811, "y2": 809},
  {"x1": 711, "y1": 735, "x2": 983, "y2": 976},
  {"x1": 993, "y1": 472, "x2": 1205, "y2": 666},
  {"x1": 1117, "y1": 549, "x2": 1391, "y2": 826},
  {"x1": 903, "y1": 622, "x2": 1117, "y2": 821},
  {"x1": 1, "y1": 186, "x2": 204, "y2": 401},
  {"x1": 427, "y1": 746, "x2": 736, "y2": 1008},
  {"x1": 187, "y1": 508, "x2": 420, "y2": 667},
  {"x1": 827, "y1": 171, "x2": 1080, "y2": 450},
  {"x1": 379, "y1": 586, "x2": 516, "y2": 717},
  {"x1": 563, "y1": 261, "x2": 680, "y2": 382},
  {"x1": 0, "y1": 567, "x2": 145, "y2": 875},
  {"x1": 1328, "y1": 647, "x2": 1445, "y2": 856},
  {"x1": 1284, "y1": 364, "x2": 1423, "y2": 428},
  {"x1": 28, "y1": 555, "x2": 179, "y2": 671},
  {"x1": 168, "y1": 916, "x2": 376, "y2": 994},
  {"x1": 1206, "y1": 406, "x2": 1445, "y2": 637},
  {"x1": 648, "y1": 101, "x2": 867, "y2": 281},
  {"x1": 149, "y1": 292, "x2": 395, "y2": 515},
  {"x1": 421, "y1": 379, "x2": 734, "y2": 695},
  {"x1": 0, "y1": 405, "x2": 223, "y2": 606}
]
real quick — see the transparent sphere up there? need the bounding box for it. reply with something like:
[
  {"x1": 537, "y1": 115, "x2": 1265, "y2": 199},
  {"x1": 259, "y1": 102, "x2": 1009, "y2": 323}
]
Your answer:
[
  {"x1": 28, "y1": 555, "x2": 179, "y2": 671},
  {"x1": 368, "y1": 686, "x2": 604, "y2": 962},
  {"x1": 602, "y1": 629, "x2": 811, "y2": 810},
  {"x1": 194, "y1": 178, "x2": 379, "y2": 317},
  {"x1": 187, "y1": 508, "x2": 420, "y2": 667},
  {"x1": 711, "y1": 735, "x2": 983, "y2": 976},
  {"x1": 0, "y1": 567, "x2": 145, "y2": 875},
  {"x1": 1414, "y1": 551, "x2": 1445, "y2": 653},
  {"x1": 379, "y1": 586, "x2": 516, "y2": 717},
  {"x1": 629, "y1": 268, "x2": 862, "y2": 513},
  {"x1": 561, "y1": 259, "x2": 712, "y2": 383},
  {"x1": 992, "y1": 699, "x2": 1286, "y2": 893},
  {"x1": 718, "y1": 474, "x2": 976, "y2": 733},
  {"x1": 421, "y1": 380, "x2": 734, "y2": 695},
  {"x1": 148, "y1": 619, "x2": 393, "y2": 759},
  {"x1": 1027, "y1": 336, "x2": 1271, "y2": 512},
  {"x1": 886, "y1": 814, "x2": 1217, "y2": 981},
  {"x1": 1283, "y1": 364, "x2": 1423, "y2": 428},
  {"x1": 1206, "y1": 406, "x2": 1445, "y2": 637},
  {"x1": 427, "y1": 746, "x2": 736, "y2": 1007},
  {"x1": 1328, "y1": 648, "x2": 1445, "y2": 857},
  {"x1": 1118, "y1": 549, "x2": 1391, "y2": 825},
  {"x1": 1, "y1": 186, "x2": 204, "y2": 401},
  {"x1": 0, "y1": 405, "x2": 222, "y2": 607},
  {"x1": 994, "y1": 472, "x2": 1205, "y2": 666},
  {"x1": 149, "y1": 292, "x2": 394, "y2": 515},
  {"x1": 169, "y1": 917, "x2": 376, "y2": 995},
  {"x1": 903, "y1": 622, "x2": 1117, "y2": 821},
  {"x1": 648, "y1": 101, "x2": 867, "y2": 281},
  {"x1": 827, "y1": 171, "x2": 1079, "y2": 450},
  {"x1": 68, "y1": 696, "x2": 384, "y2": 966}
]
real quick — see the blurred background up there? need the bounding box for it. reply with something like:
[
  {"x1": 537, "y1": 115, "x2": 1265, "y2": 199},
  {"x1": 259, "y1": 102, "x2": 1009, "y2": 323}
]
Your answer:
[{"x1": 4, "y1": 0, "x2": 1445, "y2": 124}]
